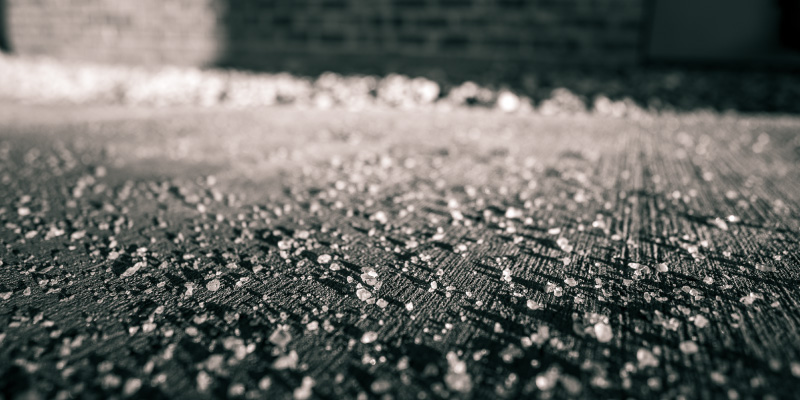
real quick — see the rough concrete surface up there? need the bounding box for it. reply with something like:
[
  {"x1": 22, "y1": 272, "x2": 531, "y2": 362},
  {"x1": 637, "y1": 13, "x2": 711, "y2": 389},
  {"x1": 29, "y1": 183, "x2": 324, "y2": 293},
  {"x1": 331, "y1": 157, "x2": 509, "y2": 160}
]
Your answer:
[{"x1": 1, "y1": 104, "x2": 800, "y2": 399}]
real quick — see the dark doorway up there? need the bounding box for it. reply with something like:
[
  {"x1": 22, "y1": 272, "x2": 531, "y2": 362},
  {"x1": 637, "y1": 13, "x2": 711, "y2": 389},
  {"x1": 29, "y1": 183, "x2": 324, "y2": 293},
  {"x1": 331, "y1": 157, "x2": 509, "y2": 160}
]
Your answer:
[
  {"x1": 778, "y1": 0, "x2": 800, "y2": 51},
  {"x1": 0, "y1": 0, "x2": 9, "y2": 51}
]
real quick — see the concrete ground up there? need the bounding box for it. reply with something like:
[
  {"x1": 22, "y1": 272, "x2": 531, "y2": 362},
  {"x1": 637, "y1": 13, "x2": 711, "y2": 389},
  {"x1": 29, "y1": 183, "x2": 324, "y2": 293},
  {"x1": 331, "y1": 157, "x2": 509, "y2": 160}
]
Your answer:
[{"x1": 1, "y1": 104, "x2": 800, "y2": 399}]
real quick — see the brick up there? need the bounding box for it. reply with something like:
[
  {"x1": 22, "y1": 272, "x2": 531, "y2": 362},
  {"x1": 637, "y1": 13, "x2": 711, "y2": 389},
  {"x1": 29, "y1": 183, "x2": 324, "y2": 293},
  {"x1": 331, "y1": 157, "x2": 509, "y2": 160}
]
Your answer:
[
  {"x1": 439, "y1": 0, "x2": 473, "y2": 8},
  {"x1": 321, "y1": 0, "x2": 349, "y2": 10},
  {"x1": 439, "y1": 35, "x2": 469, "y2": 50},
  {"x1": 485, "y1": 36, "x2": 521, "y2": 50},
  {"x1": 5, "y1": 0, "x2": 643, "y2": 71},
  {"x1": 392, "y1": 0, "x2": 427, "y2": 8},
  {"x1": 417, "y1": 17, "x2": 448, "y2": 29},
  {"x1": 498, "y1": 0, "x2": 525, "y2": 9}
]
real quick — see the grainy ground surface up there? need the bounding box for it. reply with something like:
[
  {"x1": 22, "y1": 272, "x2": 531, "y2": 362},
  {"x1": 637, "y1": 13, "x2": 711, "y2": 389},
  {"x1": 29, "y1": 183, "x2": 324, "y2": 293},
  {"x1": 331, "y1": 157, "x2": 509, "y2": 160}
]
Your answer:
[{"x1": 1, "y1": 104, "x2": 800, "y2": 400}]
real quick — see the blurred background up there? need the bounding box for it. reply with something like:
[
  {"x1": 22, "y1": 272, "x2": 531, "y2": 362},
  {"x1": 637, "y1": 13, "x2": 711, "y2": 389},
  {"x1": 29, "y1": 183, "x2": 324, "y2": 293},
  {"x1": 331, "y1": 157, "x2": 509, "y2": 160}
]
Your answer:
[{"x1": 0, "y1": 0, "x2": 799, "y2": 113}]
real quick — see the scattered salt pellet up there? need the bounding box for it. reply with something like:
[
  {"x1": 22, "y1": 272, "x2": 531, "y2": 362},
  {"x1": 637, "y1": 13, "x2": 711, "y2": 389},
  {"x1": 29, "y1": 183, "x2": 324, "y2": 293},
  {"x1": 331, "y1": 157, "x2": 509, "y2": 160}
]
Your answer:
[
  {"x1": 405, "y1": 302, "x2": 414, "y2": 311},
  {"x1": 564, "y1": 277, "x2": 578, "y2": 287},
  {"x1": 494, "y1": 322, "x2": 504, "y2": 333},
  {"x1": 755, "y1": 263, "x2": 776, "y2": 272},
  {"x1": 444, "y1": 351, "x2": 473, "y2": 393},
  {"x1": 740, "y1": 293, "x2": 762, "y2": 305},
  {"x1": 594, "y1": 322, "x2": 613, "y2": 343},
  {"x1": 372, "y1": 211, "x2": 388, "y2": 224},
  {"x1": 504, "y1": 207, "x2": 523, "y2": 219},
  {"x1": 206, "y1": 279, "x2": 221, "y2": 292},
  {"x1": 121, "y1": 261, "x2": 146, "y2": 278},
  {"x1": 679, "y1": 341, "x2": 699, "y2": 354},
  {"x1": 293, "y1": 377, "x2": 315, "y2": 400},
  {"x1": 535, "y1": 367, "x2": 560, "y2": 391},
  {"x1": 559, "y1": 374, "x2": 583, "y2": 395},
  {"x1": 371, "y1": 379, "x2": 392, "y2": 394},
  {"x1": 356, "y1": 288, "x2": 372, "y2": 301},
  {"x1": 556, "y1": 237, "x2": 571, "y2": 252},
  {"x1": 197, "y1": 371, "x2": 213, "y2": 392},
  {"x1": 228, "y1": 383, "x2": 245, "y2": 397},
  {"x1": 497, "y1": 91, "x2": 521, "y2": 113},
  {"x1": 791, "y1": 362, "x2": 800, "y2": 378},
  {"x1": 123, "y1": 378, "x2": 142, "y2": 396},
  {"x1": 637, "y1": 348, "x2": 659, "y2": 368},
  {"x1": 360, "y1": 267, "x2": 380, "y2": 286},
  {"x1": 269, "y1": 328, "x2": 292, "y2": 348},
  {"x1": 273, "y1": 351, "x2": 299, "y2": 370},
  {"x1": 710, "y1": 371, "x2": 727, "y2": 384},
  {"x1": 258, "y1": 377, "x2": 272, "y2": 390},
  {"x1": 317, "y1": 254, "x2": 332, "y2": 264},
  {"x1": 361, "y1": 331, "x2": 378, "y2": 344},
  {"x1": 710, "y1": 217, "x2": 729, "y2": 230}
]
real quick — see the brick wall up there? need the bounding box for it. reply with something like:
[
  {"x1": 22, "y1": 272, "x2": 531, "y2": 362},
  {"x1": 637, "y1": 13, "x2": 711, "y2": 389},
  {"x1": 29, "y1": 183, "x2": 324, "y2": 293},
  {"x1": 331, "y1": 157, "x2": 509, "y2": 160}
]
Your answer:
[{"x1": 5, "y1": 0, "x2": 645, "y2": 77}]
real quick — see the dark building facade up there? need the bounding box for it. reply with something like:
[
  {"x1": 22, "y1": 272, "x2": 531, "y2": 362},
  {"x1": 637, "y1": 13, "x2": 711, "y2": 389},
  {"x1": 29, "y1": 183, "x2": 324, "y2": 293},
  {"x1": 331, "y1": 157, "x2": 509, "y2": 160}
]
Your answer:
[{"x1": 2, "y1": 0, "x2": 798, "y2": 78}]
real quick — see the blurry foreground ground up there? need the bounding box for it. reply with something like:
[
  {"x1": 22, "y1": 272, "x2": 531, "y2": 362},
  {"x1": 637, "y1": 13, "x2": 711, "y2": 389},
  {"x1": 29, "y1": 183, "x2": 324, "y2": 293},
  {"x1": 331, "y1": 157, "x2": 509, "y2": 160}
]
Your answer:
[{"x1": 1, "y1": 103, "x2": 800, "y2": 399}]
